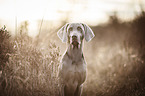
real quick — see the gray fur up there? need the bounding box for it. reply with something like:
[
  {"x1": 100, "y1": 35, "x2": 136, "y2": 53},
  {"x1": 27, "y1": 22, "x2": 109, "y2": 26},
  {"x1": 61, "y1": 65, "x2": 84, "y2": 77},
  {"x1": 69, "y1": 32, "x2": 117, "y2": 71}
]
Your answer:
[{"x1": 57, "y1": 23, "x2": 94, "y2": 96}]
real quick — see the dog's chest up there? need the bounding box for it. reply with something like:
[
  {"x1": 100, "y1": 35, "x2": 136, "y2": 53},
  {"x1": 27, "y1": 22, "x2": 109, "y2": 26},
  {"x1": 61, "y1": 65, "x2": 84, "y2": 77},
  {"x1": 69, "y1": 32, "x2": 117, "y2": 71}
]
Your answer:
[{"x1": 61, "y1": 59, "x2": 86, "y2": 85}]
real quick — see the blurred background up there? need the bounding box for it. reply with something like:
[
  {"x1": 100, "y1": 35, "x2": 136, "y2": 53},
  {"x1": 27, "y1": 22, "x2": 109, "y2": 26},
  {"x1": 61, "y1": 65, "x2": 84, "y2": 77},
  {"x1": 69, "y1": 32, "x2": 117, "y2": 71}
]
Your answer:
[
  {"x1": 0, "y1": 0, "x2": 145, "y2": 96},
  {"x1": 0, "y1": 0, "x2": 144, "y2": 36}
]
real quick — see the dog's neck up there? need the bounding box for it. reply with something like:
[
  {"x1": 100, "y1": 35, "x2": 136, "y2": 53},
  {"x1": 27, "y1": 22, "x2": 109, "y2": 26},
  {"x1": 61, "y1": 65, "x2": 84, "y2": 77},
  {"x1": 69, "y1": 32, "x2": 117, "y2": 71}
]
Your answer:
[{"x1": 66, "y1": 43, "x2": 83, "y2": 63}]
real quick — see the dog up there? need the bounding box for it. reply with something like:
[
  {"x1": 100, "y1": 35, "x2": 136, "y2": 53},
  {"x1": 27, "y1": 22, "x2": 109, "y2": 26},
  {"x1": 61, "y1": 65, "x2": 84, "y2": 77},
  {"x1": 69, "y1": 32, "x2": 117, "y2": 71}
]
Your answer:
[{"x1": 57, "y1": 23, "x2": 95, "y2": 96}]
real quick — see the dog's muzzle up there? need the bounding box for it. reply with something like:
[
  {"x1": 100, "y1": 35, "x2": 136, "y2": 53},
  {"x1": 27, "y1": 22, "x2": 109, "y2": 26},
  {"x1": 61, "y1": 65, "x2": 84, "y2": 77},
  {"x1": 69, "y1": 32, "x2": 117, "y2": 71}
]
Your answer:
[
  {"x1": 71, "y1": 36, "x2": 79, "y2": 49},
  {"x1": 72, "y1": 41, "x2": 79, "y2": 47}
]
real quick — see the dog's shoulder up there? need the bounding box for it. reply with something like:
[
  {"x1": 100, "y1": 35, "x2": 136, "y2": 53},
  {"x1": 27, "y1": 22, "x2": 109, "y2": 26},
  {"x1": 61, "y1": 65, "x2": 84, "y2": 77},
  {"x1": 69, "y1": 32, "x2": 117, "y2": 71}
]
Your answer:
[
  {"x1": 58, "y1": 52, "x2": 71, "y2": 73},
  {"x1": 61, "y1": 52, "x2": 70, "y2": 62}
]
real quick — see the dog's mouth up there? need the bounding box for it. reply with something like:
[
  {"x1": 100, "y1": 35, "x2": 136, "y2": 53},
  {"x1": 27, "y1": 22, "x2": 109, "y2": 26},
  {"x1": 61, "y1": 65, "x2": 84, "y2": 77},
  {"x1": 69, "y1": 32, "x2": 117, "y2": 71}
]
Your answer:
[{"x1": 71, "y1": 41, "x2": 79, "y2": 49}]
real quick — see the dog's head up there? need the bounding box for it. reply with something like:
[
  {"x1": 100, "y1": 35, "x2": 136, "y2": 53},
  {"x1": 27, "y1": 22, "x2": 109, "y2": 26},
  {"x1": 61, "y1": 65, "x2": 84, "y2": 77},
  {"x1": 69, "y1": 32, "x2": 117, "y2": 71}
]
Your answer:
[{"x1": 57, "y1": 23, "x2": 95, "y2": 49}]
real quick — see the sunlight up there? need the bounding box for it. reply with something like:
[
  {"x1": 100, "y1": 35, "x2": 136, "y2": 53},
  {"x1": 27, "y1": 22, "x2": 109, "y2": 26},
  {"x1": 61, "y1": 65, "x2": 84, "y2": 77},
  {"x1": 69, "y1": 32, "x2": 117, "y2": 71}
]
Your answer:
[
  {"x1": 15, "y1": 0, "x2": 60, "y2": 21},
  {"x1": 0, "y1": 0, "x2": 144, "y2": 37},
  {"x1": 15, "y1": 0, "x2": 61, "y2": 36},
  {"x1": 28, "y1": 20, "x2": 38, "y2": 37},
  {"x1": 0, "y1": 0, "x2": 145, "y2": 95}
]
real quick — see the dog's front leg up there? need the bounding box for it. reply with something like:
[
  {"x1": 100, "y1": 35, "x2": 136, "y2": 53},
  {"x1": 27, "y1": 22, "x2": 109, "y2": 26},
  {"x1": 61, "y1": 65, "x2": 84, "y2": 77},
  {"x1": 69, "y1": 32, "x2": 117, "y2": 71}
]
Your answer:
[{"x1": 74, "y1": 85, "x2": 83, "y2": 96}]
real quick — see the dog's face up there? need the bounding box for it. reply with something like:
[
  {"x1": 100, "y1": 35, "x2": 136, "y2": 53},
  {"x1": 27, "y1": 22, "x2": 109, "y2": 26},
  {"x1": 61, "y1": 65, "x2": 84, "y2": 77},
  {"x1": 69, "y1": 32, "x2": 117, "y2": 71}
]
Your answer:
[
  {"x1": 57, "y1": 23, "x2": 95, "y2": 49},
  {"x1": 67, "y1": 23, "x2": 84, "y2": 49}
]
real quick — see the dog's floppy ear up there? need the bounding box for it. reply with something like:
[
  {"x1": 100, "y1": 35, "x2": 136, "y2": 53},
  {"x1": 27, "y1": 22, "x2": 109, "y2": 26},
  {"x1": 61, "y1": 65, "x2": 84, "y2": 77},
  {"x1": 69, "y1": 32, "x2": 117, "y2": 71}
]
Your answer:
[
  {"x1": 81, "y1": 23, "x2": 95, "y2": 42},
  {"x1": 57, "y1": 23, "x2": 69, "y2": 43}
]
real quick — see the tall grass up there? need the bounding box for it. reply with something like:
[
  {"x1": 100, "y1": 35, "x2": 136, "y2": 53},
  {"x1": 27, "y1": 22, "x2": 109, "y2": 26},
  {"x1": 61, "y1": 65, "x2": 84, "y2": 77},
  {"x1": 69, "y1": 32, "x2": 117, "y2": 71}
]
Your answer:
[
  {"x1": 0, "y1": 25, "x2": 60, "y2": 96},
  {"x1": 82, "y1": 12, "x2": 145, "y2": 96},
  {"x1": 0, "y1": 12, "x2": 145, "y2": 96},
  {"x1": 83, "y1": 44, "x2": 145, "y2": 96}
]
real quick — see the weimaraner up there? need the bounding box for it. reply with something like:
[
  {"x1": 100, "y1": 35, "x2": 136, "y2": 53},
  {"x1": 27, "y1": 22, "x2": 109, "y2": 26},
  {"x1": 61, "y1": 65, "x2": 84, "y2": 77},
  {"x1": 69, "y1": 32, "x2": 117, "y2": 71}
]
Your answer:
[{"x1": 57, "y1": 23, "x2": 95, "y2": 96}]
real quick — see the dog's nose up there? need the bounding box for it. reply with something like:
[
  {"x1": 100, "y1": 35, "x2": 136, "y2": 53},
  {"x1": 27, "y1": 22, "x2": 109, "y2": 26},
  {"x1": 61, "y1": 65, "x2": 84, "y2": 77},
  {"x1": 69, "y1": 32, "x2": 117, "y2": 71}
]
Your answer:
[{"x1": 72, "y1": 35, "x2": 77, "y2": 40}]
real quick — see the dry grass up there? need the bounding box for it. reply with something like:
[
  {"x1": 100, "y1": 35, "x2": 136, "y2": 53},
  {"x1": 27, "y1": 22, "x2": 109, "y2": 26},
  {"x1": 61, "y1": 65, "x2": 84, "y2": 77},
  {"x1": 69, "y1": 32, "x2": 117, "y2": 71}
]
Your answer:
[
  {"x1": 0, "y1": 12, "x2": 145, "y2": 96},
  {"x1": 82, "y1": 12, "x2": 145, "y2": 96},
  {"x1": 0, "y1": 26, "x2": 60, "y2": 96},
  {"x1": 83, "y1": 44, "x2": 145, "y2": 96}
]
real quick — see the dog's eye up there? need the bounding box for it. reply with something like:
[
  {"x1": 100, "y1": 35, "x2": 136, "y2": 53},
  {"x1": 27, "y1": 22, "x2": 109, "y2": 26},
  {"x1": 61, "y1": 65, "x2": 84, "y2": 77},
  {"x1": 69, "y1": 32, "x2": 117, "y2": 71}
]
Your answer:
[
  {"x1": 77, "y1": 27, "x2": 82, "y2": 32},
  {"x1": 68, "y1": 27, "x2": 73, "y2": 32}
]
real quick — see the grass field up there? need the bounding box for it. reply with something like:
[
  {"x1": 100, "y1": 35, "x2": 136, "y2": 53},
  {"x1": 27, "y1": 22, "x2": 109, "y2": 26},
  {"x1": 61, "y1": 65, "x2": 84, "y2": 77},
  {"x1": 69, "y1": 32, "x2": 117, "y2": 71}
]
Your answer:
[{"x1": 0, "y1": 12, "x2": 145, "y2": 96}]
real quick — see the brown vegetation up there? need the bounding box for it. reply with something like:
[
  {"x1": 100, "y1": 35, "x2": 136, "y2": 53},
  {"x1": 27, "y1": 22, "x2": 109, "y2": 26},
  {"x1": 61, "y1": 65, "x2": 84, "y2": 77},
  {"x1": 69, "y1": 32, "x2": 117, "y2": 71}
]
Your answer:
[
  {"x1": 0, "y1": 12, "x2": 145, "y2": 96},
  {"x1": 0, "y1": 25, "x2": 60, "y2": 96}
]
